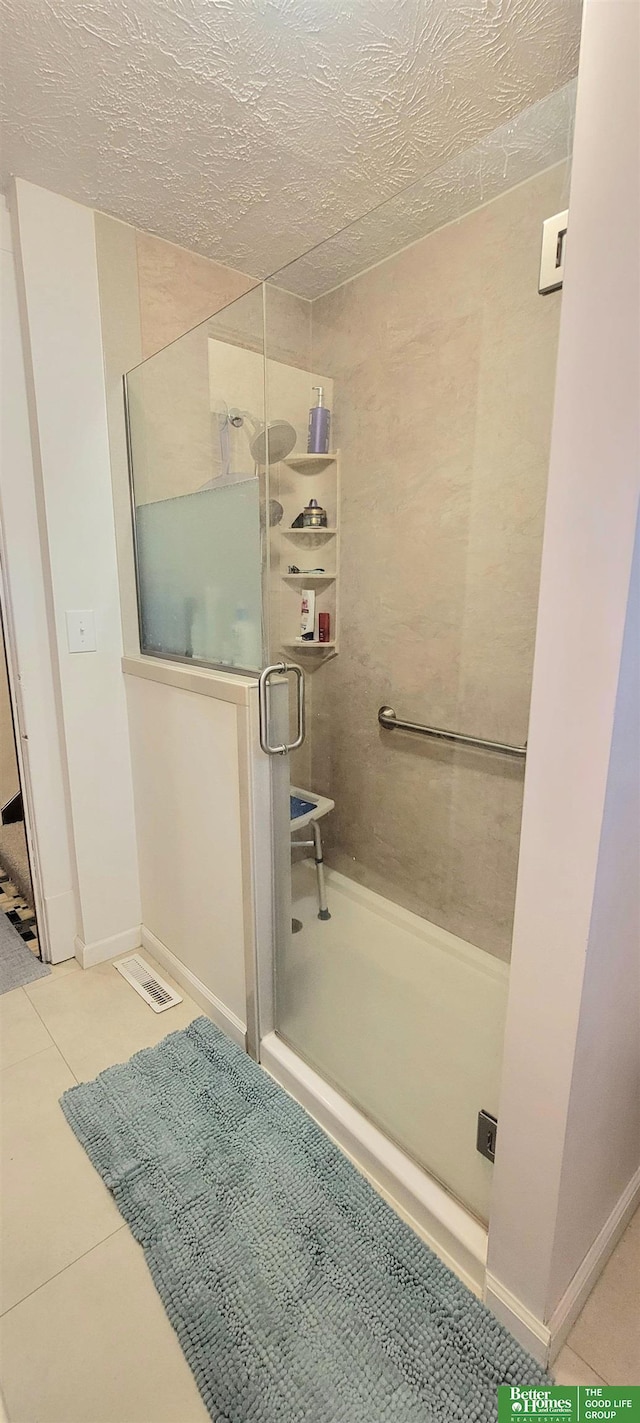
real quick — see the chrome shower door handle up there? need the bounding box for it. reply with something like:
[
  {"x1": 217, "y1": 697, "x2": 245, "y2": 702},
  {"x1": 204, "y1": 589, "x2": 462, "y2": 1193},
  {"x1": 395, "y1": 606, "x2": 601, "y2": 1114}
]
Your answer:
[
  {"x1": 258, "y1": 662, "x2": 305, "y2": 756},
  {"x1": 288, "y1": 663, "x2": 306, "y2": 752}
]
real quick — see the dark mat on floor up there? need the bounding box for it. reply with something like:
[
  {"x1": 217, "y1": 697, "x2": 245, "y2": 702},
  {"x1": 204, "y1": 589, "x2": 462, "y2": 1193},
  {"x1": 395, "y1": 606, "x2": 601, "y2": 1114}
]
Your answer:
[
  {"x1": 61, "y1": 1017, "x2": 550, "y2": 1423},
  {"x1": 0, "y1": 822, "x2": 33, "y2": 906},
  {"x1": 0, "y1": 908, "x2": 49, "y2": 994}
]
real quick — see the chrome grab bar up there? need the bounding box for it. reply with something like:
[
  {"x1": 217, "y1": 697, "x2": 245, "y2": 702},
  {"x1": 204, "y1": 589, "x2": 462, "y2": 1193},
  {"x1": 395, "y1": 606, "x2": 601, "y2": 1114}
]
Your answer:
[
  {"x1": 259, "y1": 663, "x2": 305, "y2": 756},
  {"x1": 377, "y1": 705, "x2": 526, "y2": 759}
]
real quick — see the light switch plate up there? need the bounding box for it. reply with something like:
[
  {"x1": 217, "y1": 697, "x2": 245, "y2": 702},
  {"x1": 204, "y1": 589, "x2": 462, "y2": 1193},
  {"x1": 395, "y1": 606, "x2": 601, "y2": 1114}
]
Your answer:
[
  {"x1": 539, "y1": 209, "x2": 568, "y2": 294},
  {"x1": 65, "y1": 609, "x2": 96, "y2": 653}
]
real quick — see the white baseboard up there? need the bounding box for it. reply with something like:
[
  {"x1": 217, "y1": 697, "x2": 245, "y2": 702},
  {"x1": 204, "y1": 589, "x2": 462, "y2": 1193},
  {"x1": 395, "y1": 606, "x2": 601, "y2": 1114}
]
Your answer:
[
  {"x1": 140, "y1": 926, "x2": 247, "y2": 1051},
  {"x1": 486, "y1": 1164, "x2": 640, "y2": 1368},
  {"x1": 547, "y1": 1163, "x2": 640, "y2": 1361},
  {"x1": 484, "y1": 1275, "x2": 550, "y2": 1365},
  {"x1": 75, "y1": 923, "x2": 142, "y2": 968},
  {"x1": 260, "y1": 1030, "x2": 487, "y2": 1297},
  {"x1": 42, "y1": 888, "x2": 77, "y2": 963}
]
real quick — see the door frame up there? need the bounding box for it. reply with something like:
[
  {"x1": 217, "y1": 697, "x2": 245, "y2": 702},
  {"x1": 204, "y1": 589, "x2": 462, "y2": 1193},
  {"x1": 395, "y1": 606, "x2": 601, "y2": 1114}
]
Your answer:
[
  {"x1": 0, "y1": 195, "x2": 78, "y2": 963},
  {"x1": 0, "y1": 596, "x2": 44, "y2": 950}
]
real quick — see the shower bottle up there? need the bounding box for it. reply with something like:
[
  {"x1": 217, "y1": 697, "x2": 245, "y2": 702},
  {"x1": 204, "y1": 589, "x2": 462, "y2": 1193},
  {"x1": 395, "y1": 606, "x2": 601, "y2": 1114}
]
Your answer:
[{"x1": 307, "y1": 386, "x2": 331, "y2": 454}]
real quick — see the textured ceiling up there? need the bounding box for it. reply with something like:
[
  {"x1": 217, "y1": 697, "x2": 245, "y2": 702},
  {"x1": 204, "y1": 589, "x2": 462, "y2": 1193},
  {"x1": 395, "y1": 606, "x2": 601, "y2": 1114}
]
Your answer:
[
  {"x1": 275, "y1": 81, "x2": 576, "y2": 298},
  {"x1": 0, "y1": 0, "x2": 582, "y2": 279}
]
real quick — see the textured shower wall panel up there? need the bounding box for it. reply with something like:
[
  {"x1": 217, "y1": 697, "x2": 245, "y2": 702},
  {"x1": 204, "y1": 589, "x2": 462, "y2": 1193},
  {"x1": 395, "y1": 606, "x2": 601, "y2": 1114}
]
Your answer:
[
  {"x1": 132, "y1": 232, "x2": 258, "y2": 503},
  {"x1": 130, "y1": 263, "x2": 314, "y2": 513},
  {"x1": 309, "y1": 163, "x2": 568, "y2": 961},
  {"x1": 129, "y1": 322, "x2": 214, "y2": 506},
  {"x1": 129, "y1": 288, "x2": 271, "y2": 508},
  {"x1": 135, "y1": 231, "x2": 255, "y2": 361}
]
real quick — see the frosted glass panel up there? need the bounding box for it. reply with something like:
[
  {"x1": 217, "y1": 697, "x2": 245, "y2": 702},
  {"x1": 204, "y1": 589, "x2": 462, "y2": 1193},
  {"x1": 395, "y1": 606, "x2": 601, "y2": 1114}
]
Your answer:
[
  {"x1": 135, "y1": 481, "x2": 262, "y2": 669},
  {"x1": 125, "y1": 284, "x2": 267, "y2": 670}
]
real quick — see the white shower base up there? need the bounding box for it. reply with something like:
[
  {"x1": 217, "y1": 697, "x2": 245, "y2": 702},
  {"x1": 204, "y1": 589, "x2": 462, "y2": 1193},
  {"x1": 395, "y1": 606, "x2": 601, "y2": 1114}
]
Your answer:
[
  {"x1": 267, "y1": 860, "x2": 509, "y2": 1260},
  {"x1": 261, "y1": 1027, "x2": 488, "y2": 1293}
]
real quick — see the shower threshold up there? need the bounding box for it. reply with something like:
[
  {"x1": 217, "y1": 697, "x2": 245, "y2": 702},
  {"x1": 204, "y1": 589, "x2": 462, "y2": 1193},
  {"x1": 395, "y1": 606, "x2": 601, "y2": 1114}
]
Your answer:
[{"x1": 260, "y1": 1029, "x2": 487, "y2": 1297}]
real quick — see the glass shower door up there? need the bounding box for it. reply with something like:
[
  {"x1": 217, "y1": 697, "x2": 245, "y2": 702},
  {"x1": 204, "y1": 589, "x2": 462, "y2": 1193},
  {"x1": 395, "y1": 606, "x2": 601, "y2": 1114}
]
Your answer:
[{"x1": 262, "y1": 80, "x2": 577, "y2": 1223}]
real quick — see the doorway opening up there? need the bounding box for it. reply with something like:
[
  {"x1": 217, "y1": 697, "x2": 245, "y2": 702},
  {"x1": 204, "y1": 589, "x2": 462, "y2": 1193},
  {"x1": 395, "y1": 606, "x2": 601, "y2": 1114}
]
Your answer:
[{"x1": 0, "y1": 610, "x2": 44, "y2": 988}]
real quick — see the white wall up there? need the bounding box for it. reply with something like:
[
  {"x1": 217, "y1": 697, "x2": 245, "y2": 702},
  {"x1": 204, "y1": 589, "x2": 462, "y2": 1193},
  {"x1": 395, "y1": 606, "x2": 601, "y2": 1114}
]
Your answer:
[
  {"x1": 93, "y1": 212, "x2": 143, "y2": 660},
  {"x1": 549, "y1": 508, "x2": 640, "y2": 1306},
  {"x1": 11, "y1": 180, "x2": 141, "y2": 960},
  {"x1": 0, "y1": 194, "x2": 78, "y2": 960},
  {"x1": 487, "y1": 0, "x2": 640, "y2": 1357}
]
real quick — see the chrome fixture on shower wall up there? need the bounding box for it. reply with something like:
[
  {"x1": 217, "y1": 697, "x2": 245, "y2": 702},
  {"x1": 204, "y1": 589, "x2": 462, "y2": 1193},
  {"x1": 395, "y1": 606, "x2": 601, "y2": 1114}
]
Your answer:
[
  {"x1": 378, "y1": 705, "x2": 527, "y2": 758},
  {"x1": 228, "y1": 408, "x2": 297, "y2": 465}
]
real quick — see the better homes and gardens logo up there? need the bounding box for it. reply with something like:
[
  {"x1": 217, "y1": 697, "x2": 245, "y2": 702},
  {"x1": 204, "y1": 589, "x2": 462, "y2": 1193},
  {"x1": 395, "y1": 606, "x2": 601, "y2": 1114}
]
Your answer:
[
  {"x1": 501, "y1": 1387, "x2": 572, "y2": 1415},
  {"x1": 506, "y1": 1388, "x2": 571, "y2": 1411},
  {"x1": 498, "y1": 1385, "x2": 640, "y2": 1421}
]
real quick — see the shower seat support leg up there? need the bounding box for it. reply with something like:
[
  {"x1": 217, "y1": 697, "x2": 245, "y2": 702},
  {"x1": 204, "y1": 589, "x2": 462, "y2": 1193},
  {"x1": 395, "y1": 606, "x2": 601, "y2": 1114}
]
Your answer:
[{"x1": 312, "y1": 820, "x2": 331, "y2": 920}]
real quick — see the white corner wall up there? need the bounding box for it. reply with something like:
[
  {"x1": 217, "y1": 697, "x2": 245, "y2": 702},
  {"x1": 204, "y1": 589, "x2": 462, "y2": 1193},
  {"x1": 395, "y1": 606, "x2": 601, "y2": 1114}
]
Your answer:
[
  {"x1": 0, "y1": 195, "x2": 78, "y2": 960},
  {"x1": 93, "y1": 211, "x2": 143, "y2": 659},
  {"x1": 487, "y1": 0, "x2": 640, "y2": 1360},
  {"x1": 11, "y1": 180, "x2": 141, "y2": 961},
  {"x1": 549, "y1": 507, "x2": 640, "y2": 1308}
]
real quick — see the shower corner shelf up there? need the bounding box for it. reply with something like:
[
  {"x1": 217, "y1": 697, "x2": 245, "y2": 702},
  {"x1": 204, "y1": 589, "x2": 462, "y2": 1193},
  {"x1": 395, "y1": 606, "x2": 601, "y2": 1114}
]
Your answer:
[
  {"x1": 282, "y1": 639, "x2": 337, "y2": 652},
  {"x1": 283, "y1": 452, "x2": 337, "y2": 474},
  {"x1": 283, "y1": 572, "x2": 336, "y2": 584},
  {"x1": 275, "y1": 447, "x2": 340, "y2": 659},
  {"x1": 283, "y1": 526, "x2": 337, "y2": 538}
]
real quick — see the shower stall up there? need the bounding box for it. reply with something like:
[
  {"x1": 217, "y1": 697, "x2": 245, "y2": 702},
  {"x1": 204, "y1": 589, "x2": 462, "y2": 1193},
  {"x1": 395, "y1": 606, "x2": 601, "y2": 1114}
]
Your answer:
[{"x1": 124, "y1": 81, "x2": 576, "y2": 1274}]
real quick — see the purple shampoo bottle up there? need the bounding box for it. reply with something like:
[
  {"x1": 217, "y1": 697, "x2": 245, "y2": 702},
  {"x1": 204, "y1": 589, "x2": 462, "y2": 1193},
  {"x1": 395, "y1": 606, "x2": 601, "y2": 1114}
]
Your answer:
[{"x1": 307, "y1": 385, "x2": 331, "y2": 454}]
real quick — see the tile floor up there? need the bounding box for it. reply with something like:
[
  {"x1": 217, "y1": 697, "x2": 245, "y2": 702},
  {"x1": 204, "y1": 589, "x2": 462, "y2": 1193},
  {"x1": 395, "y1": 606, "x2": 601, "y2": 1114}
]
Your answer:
[
  {"x1": 0, "y1": 955, "x2": 209, "y2": 1423},
  {"x1": 0, "y1": 954, "x2": 638, "y2": 1421}
]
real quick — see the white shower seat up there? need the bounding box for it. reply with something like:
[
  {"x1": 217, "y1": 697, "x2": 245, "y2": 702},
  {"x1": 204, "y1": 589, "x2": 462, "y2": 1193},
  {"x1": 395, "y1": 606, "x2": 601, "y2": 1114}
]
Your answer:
[{"x1": 290, "y1": 787, "x2": 335, "y2": 920}]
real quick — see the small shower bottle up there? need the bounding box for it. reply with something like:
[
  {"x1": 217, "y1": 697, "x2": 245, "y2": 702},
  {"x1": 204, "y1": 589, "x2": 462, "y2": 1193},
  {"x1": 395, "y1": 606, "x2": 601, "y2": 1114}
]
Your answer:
[{"x1": 307, "y1": 386, "x2": 331, "y2": 454}]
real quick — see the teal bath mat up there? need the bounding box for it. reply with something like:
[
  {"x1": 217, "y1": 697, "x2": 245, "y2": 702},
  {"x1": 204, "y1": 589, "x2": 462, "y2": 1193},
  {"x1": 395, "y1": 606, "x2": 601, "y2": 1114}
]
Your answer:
[{"x1": 61, "y1": 1018, "x2": 549, "y2": 1421}]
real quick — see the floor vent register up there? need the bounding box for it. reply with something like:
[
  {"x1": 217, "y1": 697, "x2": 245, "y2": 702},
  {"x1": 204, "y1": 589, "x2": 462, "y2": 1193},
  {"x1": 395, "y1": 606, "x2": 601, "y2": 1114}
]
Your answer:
[{"x1": 114, "y1": 954, "x2": 183, "y2": 1013}]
